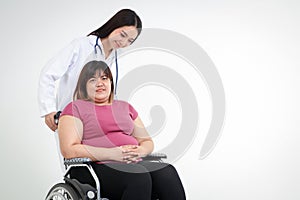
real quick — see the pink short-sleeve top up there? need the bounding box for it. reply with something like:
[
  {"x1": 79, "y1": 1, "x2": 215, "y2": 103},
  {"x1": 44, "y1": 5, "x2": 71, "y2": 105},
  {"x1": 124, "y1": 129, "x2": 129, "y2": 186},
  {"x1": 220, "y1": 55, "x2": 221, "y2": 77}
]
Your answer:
[{"x1": 61, "y1": 100, "x2": 139, "y2": 148}]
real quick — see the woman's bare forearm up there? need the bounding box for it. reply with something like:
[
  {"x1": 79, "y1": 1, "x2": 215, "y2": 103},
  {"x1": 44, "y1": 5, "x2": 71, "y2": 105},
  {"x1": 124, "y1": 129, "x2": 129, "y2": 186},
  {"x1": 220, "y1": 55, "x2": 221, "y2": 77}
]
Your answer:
[{"x1": 61, "y1": 144, "x2": 123, "y2": 162}]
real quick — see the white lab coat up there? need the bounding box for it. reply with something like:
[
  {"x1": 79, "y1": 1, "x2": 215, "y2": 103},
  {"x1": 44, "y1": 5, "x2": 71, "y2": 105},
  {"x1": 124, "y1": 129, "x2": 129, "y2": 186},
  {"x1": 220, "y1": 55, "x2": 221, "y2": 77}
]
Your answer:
[{"x1": 38, "y1": 35, "x2": 117, "y2": 117}]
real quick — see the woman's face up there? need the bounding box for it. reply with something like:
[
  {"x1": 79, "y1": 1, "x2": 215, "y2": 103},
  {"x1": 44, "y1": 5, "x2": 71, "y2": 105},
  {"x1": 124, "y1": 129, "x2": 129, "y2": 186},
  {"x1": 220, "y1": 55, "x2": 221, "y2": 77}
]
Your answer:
[
  {"x1": 86, "y1": 71, "x2": 112, "y2": 105},
  {"x1": 108, "y1": 25, "x2": 139, "y2": 49}
]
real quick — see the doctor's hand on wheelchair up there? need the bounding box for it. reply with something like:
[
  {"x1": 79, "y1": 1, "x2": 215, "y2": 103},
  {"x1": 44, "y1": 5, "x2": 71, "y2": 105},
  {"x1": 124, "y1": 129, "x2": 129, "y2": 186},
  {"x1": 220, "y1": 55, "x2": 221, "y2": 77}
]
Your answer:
[{"x1": 44, "y1": 111, "x2": 58, "y2": 131}]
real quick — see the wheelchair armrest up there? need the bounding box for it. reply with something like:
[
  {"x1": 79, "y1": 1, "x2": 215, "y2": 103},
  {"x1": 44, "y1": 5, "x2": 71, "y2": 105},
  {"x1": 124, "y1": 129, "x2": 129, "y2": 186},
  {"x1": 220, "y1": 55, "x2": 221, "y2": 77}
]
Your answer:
[
  {"x1": 64, "y1": 157, "x2": 93, "y2": 166},
  {"x1": 142, "y1": 152, "x2": 167, "y2": 161},
  {"x1": 63, "y1": 153, "x2": 167, "y2": 166}
]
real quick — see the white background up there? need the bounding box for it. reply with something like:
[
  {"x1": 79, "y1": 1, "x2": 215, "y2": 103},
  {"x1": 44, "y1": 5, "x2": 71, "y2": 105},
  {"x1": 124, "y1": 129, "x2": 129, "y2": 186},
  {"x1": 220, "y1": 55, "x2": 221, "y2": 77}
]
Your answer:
[{"x1": 1, "y1": 0, "x2": 300, "y2": 199}]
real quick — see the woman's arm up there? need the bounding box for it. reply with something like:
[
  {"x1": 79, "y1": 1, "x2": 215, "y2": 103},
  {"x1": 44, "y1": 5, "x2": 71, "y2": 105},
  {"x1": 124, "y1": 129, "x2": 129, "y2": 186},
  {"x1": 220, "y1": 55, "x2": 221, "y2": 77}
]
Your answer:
[
  {"x1": 58, "y1": 115, "x2": 125, "y2": 162},
  {"x1": 125, "y1": 116, "x2": 154, "y2": 156},
  {"x1": 134, "y1": 116, "x2": 154, "y2": 155}
]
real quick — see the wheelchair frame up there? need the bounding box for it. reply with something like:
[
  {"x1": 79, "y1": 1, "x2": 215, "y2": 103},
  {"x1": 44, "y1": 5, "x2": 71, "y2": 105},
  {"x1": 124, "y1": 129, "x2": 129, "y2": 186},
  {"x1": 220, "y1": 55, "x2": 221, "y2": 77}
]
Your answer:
[{"x1": 45, "y1": 153, "x2": 167, "y2": 200}]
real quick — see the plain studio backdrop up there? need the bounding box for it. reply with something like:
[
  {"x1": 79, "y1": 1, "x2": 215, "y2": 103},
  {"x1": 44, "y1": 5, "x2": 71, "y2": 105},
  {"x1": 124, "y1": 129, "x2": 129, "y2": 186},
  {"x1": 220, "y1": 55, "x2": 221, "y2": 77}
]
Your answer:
[{"x1": 1, "y1": 0, "x2": 300, "y2": 199}]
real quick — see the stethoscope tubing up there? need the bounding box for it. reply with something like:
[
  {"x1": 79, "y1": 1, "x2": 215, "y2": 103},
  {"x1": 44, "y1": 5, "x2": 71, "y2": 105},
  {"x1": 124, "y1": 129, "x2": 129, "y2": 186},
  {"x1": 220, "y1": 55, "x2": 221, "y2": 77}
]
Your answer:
[{"x1": 94, "y1": 36, "x2": 119, "y2": 96}]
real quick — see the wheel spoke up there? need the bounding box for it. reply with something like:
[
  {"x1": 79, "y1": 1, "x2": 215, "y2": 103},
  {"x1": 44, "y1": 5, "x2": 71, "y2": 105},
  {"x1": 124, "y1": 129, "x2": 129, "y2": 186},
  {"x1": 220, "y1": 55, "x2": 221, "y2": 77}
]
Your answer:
[{"x1": 46, "y1": 185, "x2": 77, "y2": 200}]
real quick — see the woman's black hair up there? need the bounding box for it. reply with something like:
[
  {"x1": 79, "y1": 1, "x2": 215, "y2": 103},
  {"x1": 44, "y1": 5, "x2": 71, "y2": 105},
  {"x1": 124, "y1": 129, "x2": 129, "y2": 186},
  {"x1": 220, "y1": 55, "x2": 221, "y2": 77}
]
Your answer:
[
  {"x1": 74, "y1": 61, "x2": 114, "y2": 103},
  {"x1": 88, "y1": 9, "x2": 142, "y2": 38}
]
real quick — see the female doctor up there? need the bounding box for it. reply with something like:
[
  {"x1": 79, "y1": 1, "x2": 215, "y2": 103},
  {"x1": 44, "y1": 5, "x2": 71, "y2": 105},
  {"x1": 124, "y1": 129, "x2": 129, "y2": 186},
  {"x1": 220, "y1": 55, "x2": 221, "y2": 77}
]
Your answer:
[{"x1": 38, "y1": 8, "x2": 142, "y2": 131}]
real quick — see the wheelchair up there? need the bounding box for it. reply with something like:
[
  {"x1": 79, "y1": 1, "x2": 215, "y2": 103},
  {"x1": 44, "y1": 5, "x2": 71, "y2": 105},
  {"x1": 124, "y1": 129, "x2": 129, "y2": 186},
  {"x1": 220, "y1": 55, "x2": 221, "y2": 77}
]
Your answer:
[{"x1": 45, "y1": 153, "x2": 167, "y2": 200}]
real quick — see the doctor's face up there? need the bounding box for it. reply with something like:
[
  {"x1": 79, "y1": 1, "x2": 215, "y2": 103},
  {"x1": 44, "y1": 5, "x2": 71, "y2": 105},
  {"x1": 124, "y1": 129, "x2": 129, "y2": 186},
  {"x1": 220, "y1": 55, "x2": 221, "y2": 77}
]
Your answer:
[
  {"x1": 108, "y1": 26, "x2": 138, "y2": 49},
  {"x1": 86, "y1": 71, "x2": 112, "y2": 105}
]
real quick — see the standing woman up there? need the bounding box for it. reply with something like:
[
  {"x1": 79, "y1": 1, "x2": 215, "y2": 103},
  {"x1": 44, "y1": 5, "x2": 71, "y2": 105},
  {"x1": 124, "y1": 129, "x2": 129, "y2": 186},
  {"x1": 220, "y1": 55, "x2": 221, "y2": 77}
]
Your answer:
[{"x1": 38, "y1": 9, "x2": 142, "y2": 131}]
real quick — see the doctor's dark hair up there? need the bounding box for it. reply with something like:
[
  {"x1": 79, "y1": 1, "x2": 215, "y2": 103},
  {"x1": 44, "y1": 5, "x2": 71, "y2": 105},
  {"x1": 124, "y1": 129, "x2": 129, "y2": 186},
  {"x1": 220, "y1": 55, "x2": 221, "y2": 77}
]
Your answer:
[
  {"x1": 88, "y1": 9, "x2": 142, "y2": 40},
  {"x1": 73, "y1": 61, "x2": 114, "y2": 103}
]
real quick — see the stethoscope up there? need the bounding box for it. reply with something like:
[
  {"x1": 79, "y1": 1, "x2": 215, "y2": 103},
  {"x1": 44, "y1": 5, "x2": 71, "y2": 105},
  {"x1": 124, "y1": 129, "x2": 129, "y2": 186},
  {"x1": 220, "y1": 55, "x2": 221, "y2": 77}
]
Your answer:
[{"x1": 94, "y1": 36, "x2": 119, "y2": 97}]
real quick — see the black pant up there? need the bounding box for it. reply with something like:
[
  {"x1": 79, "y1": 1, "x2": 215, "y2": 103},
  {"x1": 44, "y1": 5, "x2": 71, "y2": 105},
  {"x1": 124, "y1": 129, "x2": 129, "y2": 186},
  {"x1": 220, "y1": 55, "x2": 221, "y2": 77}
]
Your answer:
[{"x1": 70, "y1": 161, "x2": 186, "y2": 200}]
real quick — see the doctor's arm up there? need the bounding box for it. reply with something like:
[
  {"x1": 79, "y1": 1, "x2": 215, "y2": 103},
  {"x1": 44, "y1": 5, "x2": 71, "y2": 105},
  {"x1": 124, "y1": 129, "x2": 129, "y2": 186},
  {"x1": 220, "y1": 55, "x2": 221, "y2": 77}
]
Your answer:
[{"x1": 38, "y1": 39, "x2": 80, "y2": 131}]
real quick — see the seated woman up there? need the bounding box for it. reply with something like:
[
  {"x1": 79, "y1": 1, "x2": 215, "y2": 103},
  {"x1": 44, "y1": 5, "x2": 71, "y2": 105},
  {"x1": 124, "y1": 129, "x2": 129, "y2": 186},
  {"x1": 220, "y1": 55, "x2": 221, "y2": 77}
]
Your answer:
[{"x1": 58, "y1": 60, "x2": 186, "y2": 200}]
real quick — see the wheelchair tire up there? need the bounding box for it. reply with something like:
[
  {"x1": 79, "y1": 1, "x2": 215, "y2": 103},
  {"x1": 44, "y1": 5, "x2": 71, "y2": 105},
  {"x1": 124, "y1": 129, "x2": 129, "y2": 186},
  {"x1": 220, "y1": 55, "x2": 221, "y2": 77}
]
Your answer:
[{"x1": 45, "y1": 183, "x2": 80, "y2": 200}]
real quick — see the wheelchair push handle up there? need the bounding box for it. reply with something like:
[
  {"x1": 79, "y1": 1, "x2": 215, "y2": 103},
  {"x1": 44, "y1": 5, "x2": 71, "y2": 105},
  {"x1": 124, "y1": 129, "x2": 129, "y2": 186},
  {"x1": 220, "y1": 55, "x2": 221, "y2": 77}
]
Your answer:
[{"x1": 54, "y1": 111, "x2": 61, "y2": 125}]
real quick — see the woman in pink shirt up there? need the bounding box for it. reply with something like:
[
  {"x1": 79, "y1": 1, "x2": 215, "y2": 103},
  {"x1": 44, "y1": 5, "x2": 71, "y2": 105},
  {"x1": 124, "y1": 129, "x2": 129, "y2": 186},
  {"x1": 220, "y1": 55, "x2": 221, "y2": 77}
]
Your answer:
[{"x1": 58, "y1": 60, "x2": 186, "y2": 200}]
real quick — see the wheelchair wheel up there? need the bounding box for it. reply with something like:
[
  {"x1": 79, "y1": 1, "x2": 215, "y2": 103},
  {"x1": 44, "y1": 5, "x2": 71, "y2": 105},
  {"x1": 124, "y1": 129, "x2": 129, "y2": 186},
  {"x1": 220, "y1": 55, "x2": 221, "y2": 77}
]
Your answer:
[{"x1": 46, "y1": 183, "x2": 80, "y2": 200}]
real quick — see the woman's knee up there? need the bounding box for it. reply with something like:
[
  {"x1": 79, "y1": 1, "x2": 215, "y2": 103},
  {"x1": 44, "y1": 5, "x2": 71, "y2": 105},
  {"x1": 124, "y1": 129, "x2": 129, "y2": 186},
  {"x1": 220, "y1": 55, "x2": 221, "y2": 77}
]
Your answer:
[
  {"x1": 111, "y1": 163, "x2": 152, "y2": 199},
  {"x1": 99, "y1": 163, "x2": 152, "y2": 187}
]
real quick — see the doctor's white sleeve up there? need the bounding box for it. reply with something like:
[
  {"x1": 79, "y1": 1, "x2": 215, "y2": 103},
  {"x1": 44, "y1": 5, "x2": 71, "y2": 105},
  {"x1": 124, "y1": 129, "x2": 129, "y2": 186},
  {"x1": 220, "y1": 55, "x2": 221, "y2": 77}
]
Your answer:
[{"x1": 38, "y1": 39, "x2": 79, "y2": 117}]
